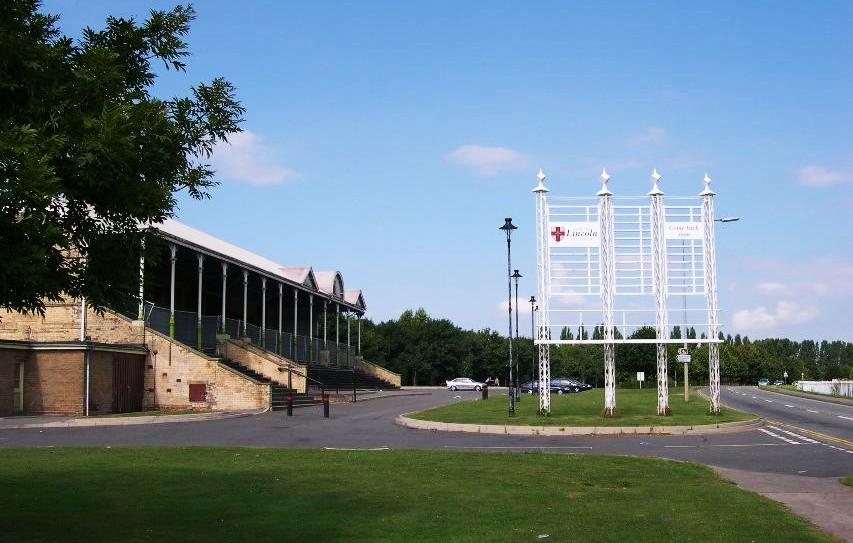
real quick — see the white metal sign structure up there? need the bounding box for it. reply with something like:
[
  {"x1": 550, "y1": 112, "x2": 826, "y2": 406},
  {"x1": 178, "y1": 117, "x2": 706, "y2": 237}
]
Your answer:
[{"x1": 532, "y1": 169, "x2": 723, "y2": 416}]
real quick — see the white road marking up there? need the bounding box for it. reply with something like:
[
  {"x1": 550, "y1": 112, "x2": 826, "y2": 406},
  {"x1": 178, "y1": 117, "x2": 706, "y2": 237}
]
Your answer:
[
  {"x1": 751, "y1": 396, "x2": 757, "y2": 399},
  {"x1": 838, "y1": 415, "x2": 853, "y2": 422},
  {"x1": 442, "y1": 445, "x2": 593, "y2": 450},
  {"x1": 758, "y1": 428, "x2": 801, "y2": 444},
  {"x1": 713, "y1": 443, "x2": 786, "y2": 447},
  {"x1": 763, "y1": 399, "x2": 774, "y2": 403},
  {"x1": 322, "y1": 447, "x2": 390, "y2": 451},
  {"x1": 767, "y1": 426, "x2": 821, "y2": 444},
  {"x1": 807, "y1": 409, "x2": 819, "y2": 413},
  {"x1": 784, "y1": 404, "x2": 795, "y2": 408},
  {"x1": 663, "y1": 445, "x2": 697, "y2": 448}
]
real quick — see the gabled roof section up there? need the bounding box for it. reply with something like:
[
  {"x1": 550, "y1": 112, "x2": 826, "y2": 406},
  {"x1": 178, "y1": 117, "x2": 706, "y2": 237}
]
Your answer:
[
  {"x1": 344, "y1": 289, "x2": 366, "y2": 311},
  {"x1": 279, "y1": 266, "x2": 317, "y2": 289},
  {"x1": 315, "y1": 271, "x2": 344, "y2": 300}
]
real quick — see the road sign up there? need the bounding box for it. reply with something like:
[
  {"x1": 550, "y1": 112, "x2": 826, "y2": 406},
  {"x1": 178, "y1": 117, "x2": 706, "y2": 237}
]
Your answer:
[
  {"x1": 678, "y1": 347, "x2": 689, "y2": 356},
  {"x1": 783, "y1": 371, "x2": 788, "y2": 378},
  {"x1": 637, "y1": 372, "x2": 645, "y2": 382},
  {"x1": 677, "y1": 354, "x2": 691, "y2": 363}
]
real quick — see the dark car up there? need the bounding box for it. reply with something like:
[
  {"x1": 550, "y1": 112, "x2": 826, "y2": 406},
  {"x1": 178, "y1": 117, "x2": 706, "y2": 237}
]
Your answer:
[
  {"x1": 550, "y1": 378, "x2": 582, "y2": 394},
  {"x1": 564, "y1": 377, "x2": 592, "y2": 391}
]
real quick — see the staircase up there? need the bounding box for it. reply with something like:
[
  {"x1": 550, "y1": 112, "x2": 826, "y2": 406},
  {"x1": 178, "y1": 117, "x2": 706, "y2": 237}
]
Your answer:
[
  {"x1": 307, "y1": 365, "x2": 399, "y2": 392},
  {"x1": 219, "y1": 358, "x2": 319, "y2": 409}
]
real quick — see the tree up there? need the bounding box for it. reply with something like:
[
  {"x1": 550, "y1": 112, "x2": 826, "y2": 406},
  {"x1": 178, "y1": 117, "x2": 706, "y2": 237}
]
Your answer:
[{"x1": 1, "y1": 1, "x2": 244, "y2": 315}]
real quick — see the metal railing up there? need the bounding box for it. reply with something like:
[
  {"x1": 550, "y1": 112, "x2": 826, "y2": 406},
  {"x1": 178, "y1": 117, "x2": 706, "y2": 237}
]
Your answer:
[{"x1": 141, "y1": 302, "x2": 356, "y2": 366}]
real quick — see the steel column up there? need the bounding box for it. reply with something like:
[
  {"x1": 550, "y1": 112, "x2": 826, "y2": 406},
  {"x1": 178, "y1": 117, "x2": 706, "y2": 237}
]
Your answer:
[
  {"x1": 261, "y1": 277, "x2": 266, "y2": 345},
  {"x1": 649, "y1": 169, "x2": 670, "y2": 415},
  {"x1": 277, "y1": 283, "x2": 283, "y2": 355},
  {"x1": 309, "y1": 294, "x2": 314, "y2": 362},
  {"x1": 598, "y1": 169, "x2": 617, "y2": 416},
  {"x1": 168, "y1": 244, "x2": 177, "y2": 338},
  {"x1": 533, "y1": 170, "x2": 551, "y2": 415},
  {"x1": 701, "y1": 175, "x2": 721, "y2": 414},
  {"x1": 242, "y1": 269, "x2": 248, "y2": 337},
  {"x1": 137, "y1": 238, "x2": 145, "y2": 320},
  {"x1": 293, "y1": 289, "x2": 298, "y2": 359},
  {"x1": 220, "y1": 262, "x2": 228, "y2": 333},
  {"x1": 196, "y1": 254, "x2": 204, "y2": 350},
  {"x1": 358, "y1": 315, "x2": 362, "y2": 354}
]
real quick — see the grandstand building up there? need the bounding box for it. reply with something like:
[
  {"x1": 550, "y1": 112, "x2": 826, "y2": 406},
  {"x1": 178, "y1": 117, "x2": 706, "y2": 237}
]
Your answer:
[{"x1": 0, "y1": 220, "x2": 399, "y2": 416}]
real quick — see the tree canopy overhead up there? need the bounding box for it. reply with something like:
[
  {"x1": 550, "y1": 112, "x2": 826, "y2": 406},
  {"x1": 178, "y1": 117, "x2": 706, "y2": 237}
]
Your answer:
[{"x1": 0, "y1": 1, "x2": 244, "y2": 315}]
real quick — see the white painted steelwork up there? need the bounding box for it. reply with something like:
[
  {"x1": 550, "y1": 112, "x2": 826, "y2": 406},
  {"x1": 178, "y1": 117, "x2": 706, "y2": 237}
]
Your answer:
[{"x1": 533, "y1": 168, "x2": 723, "y2": 416}]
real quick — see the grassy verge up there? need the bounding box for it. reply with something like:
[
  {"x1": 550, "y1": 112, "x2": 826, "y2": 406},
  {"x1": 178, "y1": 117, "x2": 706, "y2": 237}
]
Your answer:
[
  {"x1": 842, "y1": 476, "x2": 853, "y2": 488},
  {"x1": 411, "y1": 388, "x2": 753, "y2": 427},
  {"x1": 0, "y1": 447, "x2": 834, "y2": 542}
]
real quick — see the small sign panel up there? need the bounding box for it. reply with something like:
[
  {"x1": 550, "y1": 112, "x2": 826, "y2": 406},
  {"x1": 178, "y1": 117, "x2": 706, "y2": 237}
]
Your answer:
[
  {"x1": 665, "y1": 222, "x2": 702, "y2": 240},
  {"x1": 548, "y1": 221, "x2": 600, "y2": 247},
  {"x1": 637, "y1": 372, "x2": 645, "y2": 382},
  {"x1": 677, "y1": 354, "x2": 691, "y2": 363},
  {"x1": 678, "y1": 347, "x2": 689, "y2": 356}
]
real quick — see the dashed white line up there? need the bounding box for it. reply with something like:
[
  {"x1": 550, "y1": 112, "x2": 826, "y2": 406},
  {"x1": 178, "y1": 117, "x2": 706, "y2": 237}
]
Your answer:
[
  {"x1": 807, "y1": 409, "x2": 819, "y2": 414},
  {"x1": 763, "y1": 399, "x2": 774, "y2": 403},
  {"x1": 784, "y1": 404, "x2": 795, "y2": 408},
  {"x1": 838, "y1": 415, "x2": 853, "y2": 422},
  {"x1": 758, "y1": 428, "x2": 801, "y2": 444},
  {"x1": 767, "y1": 426, "x2": 821, "y2": 444}
]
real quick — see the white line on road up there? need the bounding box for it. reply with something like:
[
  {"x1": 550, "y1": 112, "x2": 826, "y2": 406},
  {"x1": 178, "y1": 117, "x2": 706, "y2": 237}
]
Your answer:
[
  {"x1": 663, "y1": 445, "x2": 697, "y2": 448},
  {"x1": 767, "y1": 426, "x2": 821, "y2": 444},
  {"x1": 838, "y1": 415, "x2": 853, "y2": 422},
  {"x1": 442, "y1": 446, "x2": 594, "y2": 450},
  {"x1": 323, "y1": 447, "x2": 390, "y2": 451},
  {"x1": 713, "y1": 443, "x2": 787, "y2": 447},
  {"x1": 784, "y1": 404, "x2": 795, "y2": 408},
  {"x1": 758, "y1": 428, "x2": 801, "y2": 444},
  {"x1": 763, "y1": 399, "x2": 774, "y2": 403},
  {"x1": 807, "y1": 409, "x2": 819, "y2": 413}
]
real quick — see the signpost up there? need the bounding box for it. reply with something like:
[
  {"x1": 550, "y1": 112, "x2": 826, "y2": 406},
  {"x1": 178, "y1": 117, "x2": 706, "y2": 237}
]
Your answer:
[
  {"x1": 678, "y1": 347, "x2": 691, "y2": 401},
  {"x1": 637, "y1": 371, "x2": 645, "y2": 390}
]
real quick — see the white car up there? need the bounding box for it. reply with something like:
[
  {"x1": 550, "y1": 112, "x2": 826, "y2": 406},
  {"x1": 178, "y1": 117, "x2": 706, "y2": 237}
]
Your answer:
[{"x1": 446, "y1": 377, "x2": 486, "y2": 391}]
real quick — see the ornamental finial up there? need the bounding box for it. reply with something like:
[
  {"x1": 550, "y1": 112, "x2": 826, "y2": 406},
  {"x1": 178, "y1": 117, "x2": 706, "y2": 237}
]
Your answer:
[
  {"x1": 700, "y1": 172, "x2": 716, "y2": 196},
  {"x1": 597, "y1": 168, "x2": 613, "y2": 196},
  {"x1": 648, "y1": 168, "x2": 664, "y2": 196},
  {"x1": 532, "y1": 168, "x2": 549, "y2": 193}
]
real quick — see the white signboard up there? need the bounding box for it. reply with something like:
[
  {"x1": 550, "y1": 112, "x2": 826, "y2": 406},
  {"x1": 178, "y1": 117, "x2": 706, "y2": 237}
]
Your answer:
[
  {"x1": 548, "y1": 221, "x2": 599, "y2": 247},
  {"x1": 677, "y1": 354, "x2": 691, "y2": 363},
  {"x1": 637, "y1": 372, "x2": 645, "y2": 382},
  {"x1": 665, "y1": 222, "x2": 702, "y2": 240}
]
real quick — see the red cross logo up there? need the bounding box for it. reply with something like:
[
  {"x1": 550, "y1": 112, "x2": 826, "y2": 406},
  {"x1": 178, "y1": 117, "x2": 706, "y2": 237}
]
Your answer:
[{"x1": 551, "y1": 226, "x2": 566, "y2": 242}]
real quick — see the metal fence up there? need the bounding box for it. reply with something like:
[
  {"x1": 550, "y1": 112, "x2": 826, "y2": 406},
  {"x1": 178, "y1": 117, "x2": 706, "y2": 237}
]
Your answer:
[{"x1": 141, "y1": 302, "x2": 355, "y2": 365}]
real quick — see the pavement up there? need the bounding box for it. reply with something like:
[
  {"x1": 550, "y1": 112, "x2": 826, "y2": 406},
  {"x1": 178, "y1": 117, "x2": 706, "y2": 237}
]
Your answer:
[{"x1": 1, "y1": 386, "x2": 851, "y2": 540}]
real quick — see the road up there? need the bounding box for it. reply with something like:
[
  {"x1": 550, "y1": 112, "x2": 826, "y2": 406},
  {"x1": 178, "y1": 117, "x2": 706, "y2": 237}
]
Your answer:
[
  {"x1": 721, "y1": 385, "x2": 853, "y2": 443},
  {"x1": 1, "y1": 388, "x2": 852, "y2": 478}
]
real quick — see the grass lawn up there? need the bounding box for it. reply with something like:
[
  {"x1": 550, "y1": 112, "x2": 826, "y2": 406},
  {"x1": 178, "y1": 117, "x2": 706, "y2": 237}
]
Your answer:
[
  {"x1": 411, "y1": 388, "x2": 753, "y2": 427},
  {"x1": 843, "y1": 476, "x2": 853, "y2": 488},
  {"x1": 0, "y1": 447, "x2": 834, "y2": 542}
]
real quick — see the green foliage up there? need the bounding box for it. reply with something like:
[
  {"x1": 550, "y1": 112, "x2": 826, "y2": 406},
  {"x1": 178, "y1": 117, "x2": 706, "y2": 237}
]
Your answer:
[
  {"x1": 0, "y1": 1, "x2": 244, "y2": 315},
  {"x1": 362, "y1": 308, "x2": 853, "y2": 386}
]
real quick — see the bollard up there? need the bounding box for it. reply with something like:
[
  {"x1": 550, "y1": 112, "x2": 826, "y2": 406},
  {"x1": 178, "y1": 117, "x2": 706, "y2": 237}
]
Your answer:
[
  {"x1": 286, "y1": 395, "x2": 293, "y2": 417},
  {"x1": 323, "y1": 393, "x2": 330, "y2": 418},
  {"x1": 482, "y1": 386, "x2": 489, "y2": 400}
]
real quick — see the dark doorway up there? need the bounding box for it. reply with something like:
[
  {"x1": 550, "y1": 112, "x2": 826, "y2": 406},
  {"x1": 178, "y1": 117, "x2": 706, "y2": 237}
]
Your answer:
[{"x1": 112, "y1": 355, "x2": 145, "y2": 413}]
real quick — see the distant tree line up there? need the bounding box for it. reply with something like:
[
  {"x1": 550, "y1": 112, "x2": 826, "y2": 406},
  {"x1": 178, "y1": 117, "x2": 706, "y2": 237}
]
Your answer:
[{"x1": 360, "y1": 309, "x2": 853, "y2": 387}]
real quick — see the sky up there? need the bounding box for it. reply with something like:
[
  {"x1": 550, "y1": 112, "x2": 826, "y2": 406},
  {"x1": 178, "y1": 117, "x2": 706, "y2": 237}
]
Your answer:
[{"x1": 44, "y1": 1, "x2": 853, "y2": 341}]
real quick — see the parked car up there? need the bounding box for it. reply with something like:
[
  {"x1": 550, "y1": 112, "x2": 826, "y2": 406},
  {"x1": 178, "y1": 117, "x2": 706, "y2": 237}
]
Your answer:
[
  {"x1": 563, "y1": 377, "x2": 592, "y2": 391},
  {"x1": 550, "y1": 378, "x2": 582, "y2": 394},
  {"x1": 446, "y1": 377, "x2": 486, "y2": 391},
  {"x1": 758, "y1": 378, "x2": 769, "y2": 386},
  {"x1": 521, "y1": 381, "x2": 538, "y2": 394},
  {"x1": 773, "y1": 380, "x2": 784, "y2": 386}
]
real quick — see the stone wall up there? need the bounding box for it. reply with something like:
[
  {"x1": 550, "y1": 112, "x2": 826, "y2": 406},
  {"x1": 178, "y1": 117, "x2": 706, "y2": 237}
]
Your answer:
[
  {"x1": 0, "y1": 349, "x2": 20, "y2": 415},
  {"x1": 355, "y1": 356, "x2": 402, "y2": 388},
  {"x1": 219, "y1": 339, "x2": 307, "y2": 393},
  {"x1": 24, "y1": 350, "x2": 85, "y2": 415}
]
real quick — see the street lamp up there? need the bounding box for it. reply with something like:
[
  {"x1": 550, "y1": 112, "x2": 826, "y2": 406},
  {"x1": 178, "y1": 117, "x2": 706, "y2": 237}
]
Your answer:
[
  {"x1": 529, "y1": 295, "x2": 537, "y2": 390},
  {"x1": 499, "y1": 217, "x2": 517, "y2": 416},
  {"x1": 511, "y1": 269, "x2": 522, "y2": 401},
  {"x1": 715, "y1": 217, "x2": 740, "y2": 223}
]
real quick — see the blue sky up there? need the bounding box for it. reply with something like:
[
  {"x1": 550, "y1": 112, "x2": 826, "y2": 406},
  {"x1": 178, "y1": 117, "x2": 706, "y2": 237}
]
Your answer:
[{"x1": 46, "y1": 1, "x2": 852, "y2": 340}]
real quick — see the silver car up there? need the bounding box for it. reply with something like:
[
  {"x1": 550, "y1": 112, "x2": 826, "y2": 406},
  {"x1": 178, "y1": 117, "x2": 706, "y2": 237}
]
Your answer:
[{"x1": 446, "y1": 377, "x2": 486, "y2": 391}]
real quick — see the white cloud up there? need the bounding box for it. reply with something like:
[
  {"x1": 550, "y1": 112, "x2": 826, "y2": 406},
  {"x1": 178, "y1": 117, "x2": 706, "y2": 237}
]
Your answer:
[
  {"x1": 628, "y1": 126, "x2": 667, "y2": 146},
  {"x1": 798, "y1": 166, "x2": 850, "y2": 187},
  {"x1": 755, "y1": 282, "x2": 786, "y2": 294},
  {"x1": 212, "y1": 130, "x2": 298, "y2": 186},
  {"x1": 447, "y1": 144, "x2": 528, "y2": 175},
  {"x1": 733, "y1": 300, "x2": 818, "y2": 331}
]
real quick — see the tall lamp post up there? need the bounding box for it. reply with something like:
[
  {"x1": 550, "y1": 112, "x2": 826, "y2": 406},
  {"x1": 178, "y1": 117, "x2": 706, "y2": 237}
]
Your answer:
[
  {"x1": 511, "y1": 269, "x2": 522, "y2": 401},
  {"x1": 500, "y1": 217, "x2": 517, "y2": 416},
  {"x1": 529, "y1": 295, "x2": 537, "y2": 389}
]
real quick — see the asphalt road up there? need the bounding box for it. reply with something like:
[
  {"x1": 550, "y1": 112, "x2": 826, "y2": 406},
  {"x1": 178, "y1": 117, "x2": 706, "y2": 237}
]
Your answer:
[
  {"x1": 721, "y1": 385, "x2": 853, "y2": 442},
  {"x1": 1, "y1": 388, "x2": 852, "y2": 477}
]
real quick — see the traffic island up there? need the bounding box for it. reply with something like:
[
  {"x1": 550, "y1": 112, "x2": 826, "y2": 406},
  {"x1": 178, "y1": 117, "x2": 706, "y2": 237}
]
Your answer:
[{"x1": 401, "y1": 388, "x2": 758, "y2": 436}]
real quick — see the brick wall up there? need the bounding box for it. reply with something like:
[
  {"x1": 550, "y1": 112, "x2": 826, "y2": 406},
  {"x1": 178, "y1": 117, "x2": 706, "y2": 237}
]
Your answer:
[
  {"x1": 355, "y1": 356, "x2": 402, "y2": 388},
  {"x1": 89, "y1": 351, "x2": 114, "y2": 415},
  {"x1": 24, "y1": 350, "x2": 85, "y2": 415},
  {"x1": 219, "y1": 339, "x2": 307, "y2": 393},
  {"x1": 0, "y1": 349, "x2": 20, "y2": 415},
  {"x1": 1, "y1": 302, "x2": 269, "y2": 412}
]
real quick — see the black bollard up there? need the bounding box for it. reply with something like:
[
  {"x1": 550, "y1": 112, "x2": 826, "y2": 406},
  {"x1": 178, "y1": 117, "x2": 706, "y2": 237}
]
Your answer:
[
  {"x1": 323, "y1": 393, "x2": 330, "y2": 418},
  {"x1": 482, "y1": 386, "x2": 489, "y2": 400},
  {"x1": 286, "y1": 395, "x2": 293, "y2": 417}
]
